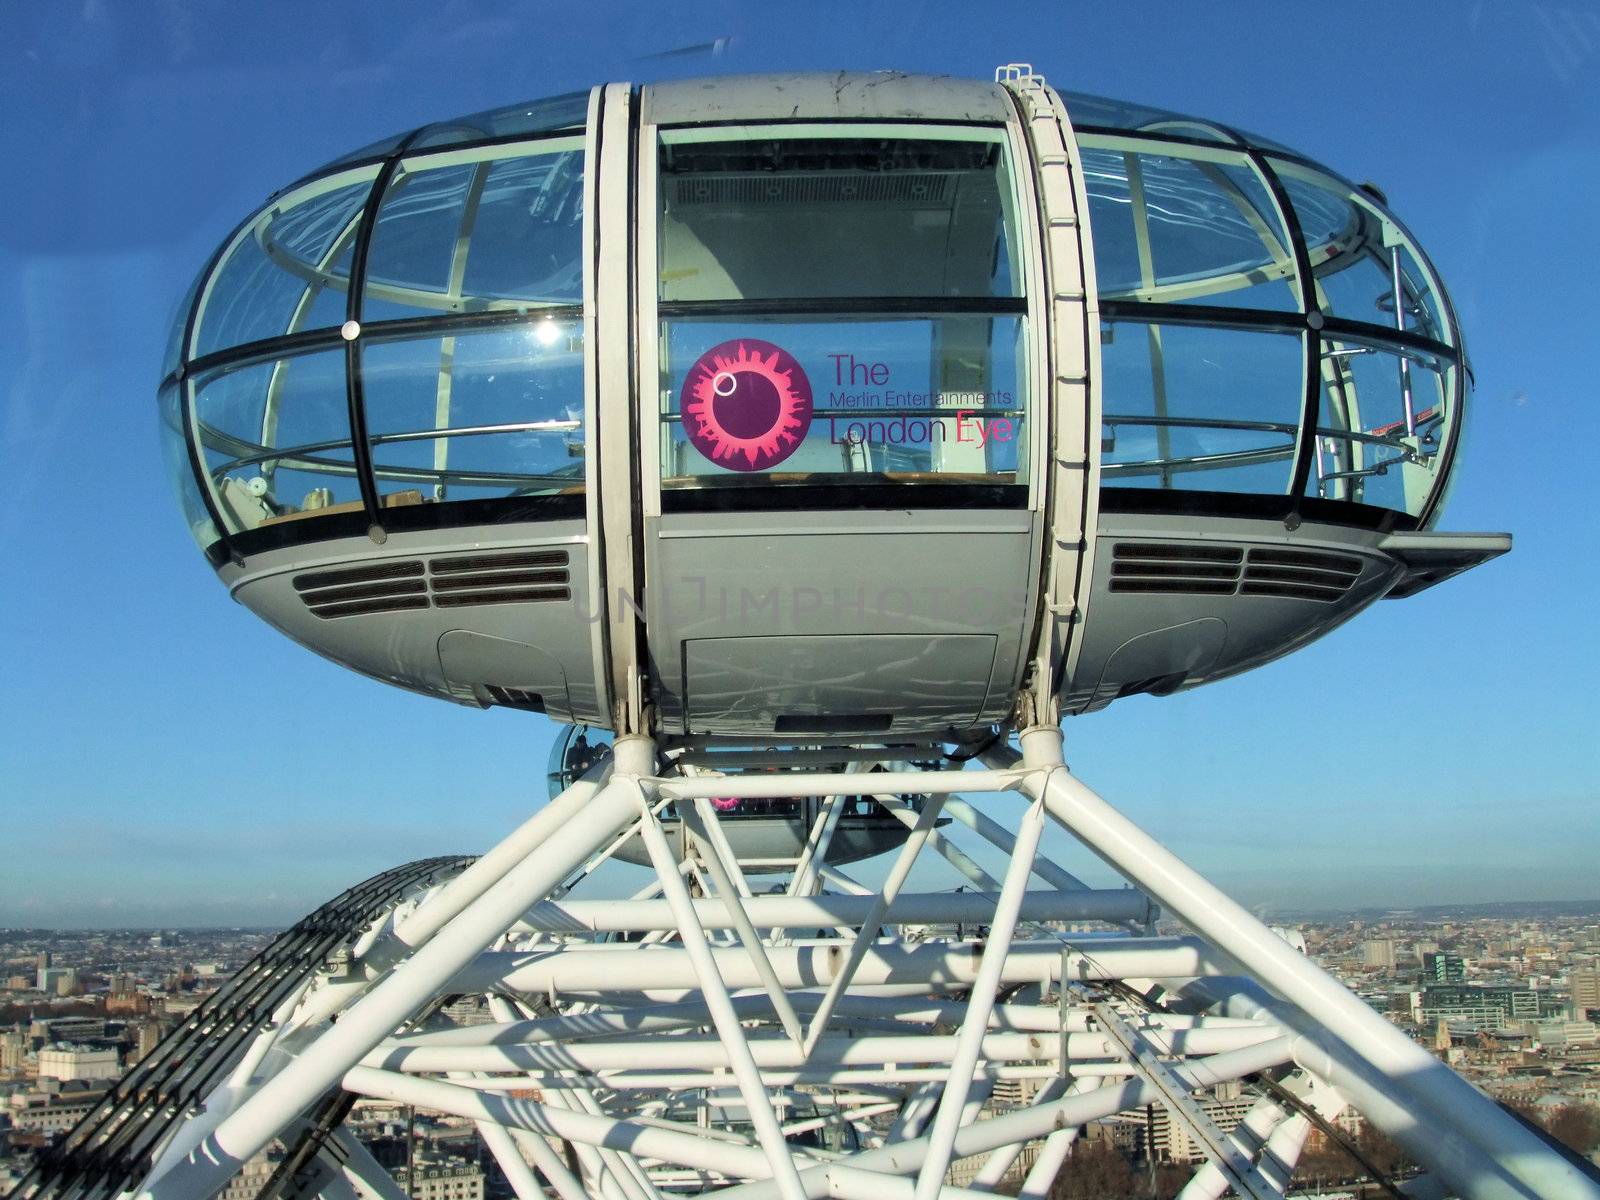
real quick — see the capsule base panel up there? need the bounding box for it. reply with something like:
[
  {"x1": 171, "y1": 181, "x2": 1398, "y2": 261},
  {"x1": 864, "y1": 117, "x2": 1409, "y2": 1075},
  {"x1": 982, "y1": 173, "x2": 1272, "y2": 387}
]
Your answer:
[
  {"x1": 644, "y1": 507, "x2": 1042, "y2": 738},
  {"x1": 223, "y1": 522, "x2": 605, "y2": 722}
]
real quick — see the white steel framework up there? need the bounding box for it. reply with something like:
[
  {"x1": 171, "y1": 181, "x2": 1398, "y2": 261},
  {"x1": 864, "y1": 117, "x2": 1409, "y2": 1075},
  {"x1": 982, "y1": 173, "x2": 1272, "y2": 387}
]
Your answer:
[{"x1": 23, "y1": 730, "x2": 1594, "y2": 1200}]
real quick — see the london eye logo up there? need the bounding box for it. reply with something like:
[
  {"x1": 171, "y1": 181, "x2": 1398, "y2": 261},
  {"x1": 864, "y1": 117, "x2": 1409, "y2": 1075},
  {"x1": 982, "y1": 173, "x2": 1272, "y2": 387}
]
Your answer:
[{"x1": 682, "y1": 339, "x2": 813, "y2": 472}]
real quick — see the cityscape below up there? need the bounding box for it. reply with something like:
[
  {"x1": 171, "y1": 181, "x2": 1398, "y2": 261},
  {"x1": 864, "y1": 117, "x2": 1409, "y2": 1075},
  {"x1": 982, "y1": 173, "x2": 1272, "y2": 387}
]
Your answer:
[{"x1": 5, "y1": 898, "x2": 1599, "y2": 1199}]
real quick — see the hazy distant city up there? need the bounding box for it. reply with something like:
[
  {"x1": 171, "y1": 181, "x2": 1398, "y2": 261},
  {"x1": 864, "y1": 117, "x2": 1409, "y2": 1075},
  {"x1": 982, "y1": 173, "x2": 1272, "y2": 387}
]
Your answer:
[{"x1": 4, "y1": 900, "x2": 1599, "y2": 1198}]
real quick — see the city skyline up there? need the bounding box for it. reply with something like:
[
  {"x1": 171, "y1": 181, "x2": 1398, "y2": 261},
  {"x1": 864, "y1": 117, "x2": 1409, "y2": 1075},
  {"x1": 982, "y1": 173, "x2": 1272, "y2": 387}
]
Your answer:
[{"x1": 2, "y1": 2, "x2": 1597, "y2": 928}]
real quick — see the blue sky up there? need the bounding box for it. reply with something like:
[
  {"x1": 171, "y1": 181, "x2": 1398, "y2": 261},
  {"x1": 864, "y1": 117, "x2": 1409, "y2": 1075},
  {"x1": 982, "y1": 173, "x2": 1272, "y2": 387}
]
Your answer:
[{"x1": 1, "y1": 2, "x2": 1596, "y2": 927}]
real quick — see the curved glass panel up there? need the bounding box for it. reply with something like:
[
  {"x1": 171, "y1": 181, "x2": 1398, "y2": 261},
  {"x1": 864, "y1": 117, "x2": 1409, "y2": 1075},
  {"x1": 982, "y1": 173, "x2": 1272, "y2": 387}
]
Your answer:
[
  {"x1": 546, "y1": 725, "x2": 614, "y2": 800},
  {"x1": 307, "y1": 132, "x2": 410, "y2": 177},
  {"x1": 1271, "y1": 160, "x2": 1449, "y2": 343},
  {"x1": 658, "y1": 127, "x2": 1023, "y2": 301},
  {"x1": 157, "y1": 382, "x2": 220, "y2": 552},
  {"x1": 1079, "y1": 140, "x2": 1296, "y2": 309},
  {"x1": 191, "y1": 350, "x2": 360, "y2": 536},
  {"x1": 1100, "y1": 322, "x2": 1305, "y2": 494},
  {"x1": 191, "y1": 171, "x2": 376, "y2": 360},
  {"x1": 1061, "y1": 90, "x2": 1301, "y2": 156},
  {"x1": 410, "y1": 91, "x2": 588, "y2": 151},
  {"x1": 654, "y1": 123, "x2": 1031, "y2": 501},
  {"x1": 161, "y1": 269, "x2": 205, "y2": 382},
  {"x1": 361, "y1": 321, "x2": 585, "y2": 503},
  {"x1": 1061, "y1": 92, "x2": 1236, "y2": 144},
  {"x1": 1308, "y1": 335, "x2": 1451, "y2": 517},
  {"x1": 363, "y1": 139, "x2": 586, "y2": 321}
]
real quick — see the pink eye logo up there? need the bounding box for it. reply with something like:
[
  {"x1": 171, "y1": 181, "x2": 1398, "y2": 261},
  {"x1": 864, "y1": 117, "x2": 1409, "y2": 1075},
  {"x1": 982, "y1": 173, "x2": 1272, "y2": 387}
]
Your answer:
[{"x1": 682, "y1": 339, "x2": 813, "y2": 471}]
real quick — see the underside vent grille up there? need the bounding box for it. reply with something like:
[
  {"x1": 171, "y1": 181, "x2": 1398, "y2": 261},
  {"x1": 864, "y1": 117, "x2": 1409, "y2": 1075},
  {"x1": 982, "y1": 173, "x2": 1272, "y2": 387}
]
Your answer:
[
  {"x1": 293, "y1": 561, "x2": 428, "y2": 619},
  {"x1": 1109, "y1": 543, "x2": 1361, "y2": 603},
  {"x1": 294, "y1": 550, "x2": 571, "y2": 618},
  {"x1": 428, "y1": 550, "x2": 571, "y2": 608},
  {"x1": 1241, "y1": 547, "x2": 1363, "y2": 602},
  {"x1": 484, "y1": 685, "x2": 545, "y2": 712},
  {"x1": 1109, "y1": 542, "x2": 1243, "y2": 595}
]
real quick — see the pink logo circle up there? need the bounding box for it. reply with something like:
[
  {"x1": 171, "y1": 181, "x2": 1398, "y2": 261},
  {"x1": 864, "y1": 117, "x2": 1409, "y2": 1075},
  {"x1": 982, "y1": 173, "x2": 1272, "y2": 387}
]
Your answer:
[{"x1": 682, "y1": 339, "x2": 813, "y2": 472}]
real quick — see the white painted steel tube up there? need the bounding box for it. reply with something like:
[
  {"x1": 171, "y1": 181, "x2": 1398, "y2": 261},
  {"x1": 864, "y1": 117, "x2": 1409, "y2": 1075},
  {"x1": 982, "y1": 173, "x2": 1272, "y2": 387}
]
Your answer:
[
  {"x1": 364, "y1": 1028, "x2": 1279, "y2": 1074},
  {"x1": 914, "y1": 796, "x2": 1046, "y2": 1200},
  {"x1": 1189, "y1": 976, "x2": 1516, "y2": 1200},
  {"x1": 504, "y1": 888, "x2": 1151, "y2": 932},
  {"x1": 460, "y1": 937, "x2": 1216, "y2": 994},
  {"x1": 655, "y1": 768, "x2": 1024, "y2": 800},
  {"x1": 1174, "y1": 1096, "x2": 1289, "y2": 1200},
  {"x1": 711, "y1": 1037, "x2": 1295, "y2": 1200},
  {"x1": 938, "y1": 797, "x2": 1095, "y2": 894},
  {"x1": 682, "y1": 798, "x2": 804, "y2": 1044},
  {"x1": 997, "y1": 729, "x2": 1600, "y2": 1200},
  {"x1": 633, "y1": 796, "x2": 809, "y2": 1200},
  {"x1": 1014, "y1": 1079, "x2": 1099, "y2": 1200},
  {"x1": 344, "y1": 1066, "x2": 779, "y2": 1179},
  {"x1": 141, "y1": 740, "x2": 656, "y2": 1200},
  {"x1": 394, "y1": 763, "x2": 610, "y2": 949},
  {"x1": 509, "y1": 1127, "x2": 591, "y2": 1200},
  {"x1": 801, "y1": 795, "x2": 947, "y2": 1052}
]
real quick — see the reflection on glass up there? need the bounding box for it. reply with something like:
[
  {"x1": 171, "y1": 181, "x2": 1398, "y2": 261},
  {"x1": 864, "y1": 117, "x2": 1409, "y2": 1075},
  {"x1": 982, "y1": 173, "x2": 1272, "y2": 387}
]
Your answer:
[
  {"x1": 1100, "y1": 322, "x2": 1304, "y2": 494},
  {"x1": 409, "y1": 92, "x2": 589, "y2": 151},
  {"x1": 192, "y1": 173, "x2": 376, "y2": 359},
  {"x1": 364, "y1": 141, "x2": 585, "y2": 321},
  {"x1": 660, "y1": 316, "x2": 1027, "y2": 487},
  {"x1": 363, "y1": 323, "x2": 586, "y2": 502},
  {"x1": 654, "y1": 124, "x2": 1030, "y2": 498},
  {"x1": 1079, "y1": 142, "x2": 1297, "y2": 310},
  {"x1": 658, "y1": 128, "x2": 1022, "y2": 301}
]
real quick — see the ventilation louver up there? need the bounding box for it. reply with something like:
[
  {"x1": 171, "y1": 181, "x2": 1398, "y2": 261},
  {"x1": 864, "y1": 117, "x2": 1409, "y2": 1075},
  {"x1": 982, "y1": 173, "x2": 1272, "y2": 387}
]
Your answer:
[
  {"x1": 483, "y1": 686, "x2": 545, "y2": 712},
  {"x1": 1240, "y1": 547, "x2": 1363, "y2": 601},
  {"x1": 1109, "y1": 543, "x2": 1361, "y2": 602},
  {"x1": 294, "y1": 550, "x2": 571, "y2": 619}
]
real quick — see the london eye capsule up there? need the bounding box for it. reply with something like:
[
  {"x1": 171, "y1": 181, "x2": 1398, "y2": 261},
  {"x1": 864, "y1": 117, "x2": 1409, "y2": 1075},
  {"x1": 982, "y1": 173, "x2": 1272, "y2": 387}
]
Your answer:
[{"x1": 159, "y1": 69, "x2": 1507, "y2": 740}]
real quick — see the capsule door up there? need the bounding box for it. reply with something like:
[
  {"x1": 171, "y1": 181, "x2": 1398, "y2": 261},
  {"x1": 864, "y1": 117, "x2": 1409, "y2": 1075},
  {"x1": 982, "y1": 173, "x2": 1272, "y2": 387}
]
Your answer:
[{"x1": 630, "y1": 97, "x2": 1056, "y2": 739}]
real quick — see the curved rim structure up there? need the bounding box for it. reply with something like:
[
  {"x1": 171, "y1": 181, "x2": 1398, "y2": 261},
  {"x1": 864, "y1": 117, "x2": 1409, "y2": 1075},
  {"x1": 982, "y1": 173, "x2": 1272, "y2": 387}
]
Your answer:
[{"x1": 9, "y1": 858, "x2": 475, "y2": 1200}]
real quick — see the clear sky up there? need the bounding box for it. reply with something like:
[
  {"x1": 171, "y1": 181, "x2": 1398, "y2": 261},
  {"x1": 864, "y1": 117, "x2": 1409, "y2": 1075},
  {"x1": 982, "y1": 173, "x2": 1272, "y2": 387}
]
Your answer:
[{"x1": 1, "y1": 2, "x2": 1596, "y2": 928}]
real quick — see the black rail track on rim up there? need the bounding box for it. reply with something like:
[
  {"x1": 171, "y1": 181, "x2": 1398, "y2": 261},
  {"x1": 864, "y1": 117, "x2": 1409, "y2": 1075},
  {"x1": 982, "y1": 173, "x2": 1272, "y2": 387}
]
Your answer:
[{"x1": 8, "y1": 856, "x2": 475, "y2": 1200}]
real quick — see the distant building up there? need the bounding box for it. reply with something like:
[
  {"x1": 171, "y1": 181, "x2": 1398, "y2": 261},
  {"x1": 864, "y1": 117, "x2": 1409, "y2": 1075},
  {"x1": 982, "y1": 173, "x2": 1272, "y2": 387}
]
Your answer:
[
  {"x1": 991, "y1": 1075, "x2": 1043, "y2": 1108},
  {"x1": 1423, "y1": 952, "x2": 1467, "y2": 984},
  {"x1": 442, "y1": 997, "x2": 494, "y2": 1028},
  {"x1": 217, "y1": 1149, "x2": 283, "y2": 1200},
  {"x1": 1362, "y1": 939, "x2": 1398, "y2": 969},
  {"x1": 35, "y1": 967, "x2": 76, "y2": 995},
  {"x1": 107, "y1": 991, "x2": 152, "y2": 1016},
  {"x1": 33, "y1": 1016, "x2": 106, "y2": 1043},
  {"x1": 8, "y1": 1084, "x2": 110, "y2": 1133},
  {"x1": 1570, "y1": 967, "x2": 1600, "y2": 1014},
  {"x1": 137, "y1": 1020, "x2": 175, "y2": 1059},
  {"x1": 1534, "y1": 1020, "x2": 1599, "y2": 1051},
  {"x1": 1102, "y1": 1082, "x2": 1258, "y2": 1164},
  {"x1": 1414, "y1": 985, "x2": 1563, "y2": 1031},
  {"x1": 37, "y1": 1044, "x2": 119, "y2": 1083},
  {"x1": 0, "y1": 1030, "x2": 28, "y2": 1073},
  {"x1": 395, "y1": 1158, "x2": 486, "y2": 1200}
]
